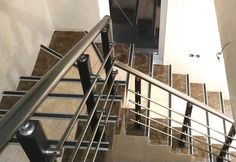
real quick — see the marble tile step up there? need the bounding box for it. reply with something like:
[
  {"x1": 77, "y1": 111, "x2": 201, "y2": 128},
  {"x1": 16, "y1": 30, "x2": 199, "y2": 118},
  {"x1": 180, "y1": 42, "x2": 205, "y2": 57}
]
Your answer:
[
  {"x1": 171, "y1": 127, "x2": 189, "y2": 154},
  {"x1": 153, "y1": 64, "x2": 169, "y2": 84},
  {"x1": 224, "y1": 100, "x2": 233, "y2": 118},
  {"x1": 207, "y1": 91, "x2": 221, "y2": 112},
  {"x1": 125, "y1": 108, "x2": 146, "y2": 136},
  {"x1": 32, "y1": 31, "x2": 86, "y2": 76},
  {"x1": 172, "y1": 74, "x2": 187, "y2": 94},
  {"x1": 190, "y1": 83, "x2": 204, "y2": 103},
  {"x1": 95, "y1": 43, "x2": 130, "y2": 65},
  {"x1": 211, "y1": 143, "x2": 222, "y2": 161},
  {"x1": 2, "y1": 91, "x2": 122, "y2": 101},
  {"x1": 132, "y1": 52, "x2": 151, "y2": 75},
  {"x1": 149, "y1": 118, "x2": 168, "y2": 145},
  {"x1": 192, "y1": 136, "x2": 209, "y2": 162},
  {"x1": 229, "y1": 151, "x2": 236, "y2": 162}
]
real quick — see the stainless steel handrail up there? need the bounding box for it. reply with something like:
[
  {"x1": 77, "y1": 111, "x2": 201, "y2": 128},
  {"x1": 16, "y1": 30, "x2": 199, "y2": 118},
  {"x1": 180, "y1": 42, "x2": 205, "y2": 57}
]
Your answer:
[
  {"x1": 0, "y1": 15, "x2": 111, "y2": 151},
  {"x1": 115, "y1": 61, "x2": 234, "y2": 123}
]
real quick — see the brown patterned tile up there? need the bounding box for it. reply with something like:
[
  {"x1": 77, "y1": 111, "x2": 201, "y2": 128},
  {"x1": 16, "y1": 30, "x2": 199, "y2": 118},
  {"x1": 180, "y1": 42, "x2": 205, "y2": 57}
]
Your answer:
[
  {"x1": 132, "y1": 52, "x2": 150, "y2": 75},
  {"x1": 224, "y1": 100, "x2": 233, "y2": 118},
  {"x1": 207, "y1": 92, "x2": 221, "y2": 112},
  {"x1": 211, "y1": 144, "x2": 222, "y2": 161},
  {"x1": 149, "y1": 118, "x2": 168, "y2": 145},
  {"x1": 173, "y1": 74, "x2": 187, "y2": 94},
  {"x1": 125, "y1": 108, "x2": 146, "y2": 136},
  {"x1": 192, "y1": 136, "x2": 208, "y2": 162},
  {"x1": 17, "y1": 81, "x2": 36, "y2": 91},
  {"x1": 0, "y1": 96, "x2": 21, "y2": 110},
  {"x1": 153, "y1": 65, "x2": 169, "y2": 84},
  {"x1": 229, "y1": 151, "x2": 236, "y2": 162},
  {"x1": 190, "y1": 83, "x2": 204, "y2": 103},
  {"x1": 49, "y1": 31, "x2": 86, "y2": 55},
  {"x1": 172, "y1": 127, "x2": 188, "y2": 154},
  {"x1": 114, "y1": 43, "x2": 130, "y2": 64}
]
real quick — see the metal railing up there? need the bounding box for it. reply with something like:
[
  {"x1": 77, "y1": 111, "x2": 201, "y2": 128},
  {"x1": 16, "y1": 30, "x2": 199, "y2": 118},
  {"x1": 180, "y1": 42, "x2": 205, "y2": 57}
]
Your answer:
[
  {"x1": 0, "y1": 15, "x2": 118, "y2": 162},
  {"x1": 115, "y1": 61, "x2": 236, "y2": 161}
]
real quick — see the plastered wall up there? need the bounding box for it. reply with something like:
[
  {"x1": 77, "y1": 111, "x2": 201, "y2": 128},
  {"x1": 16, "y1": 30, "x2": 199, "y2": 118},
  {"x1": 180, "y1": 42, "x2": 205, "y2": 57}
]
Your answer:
[
  {"x1": 214, "y1": 0, "x2": 236, "y2": 123},
  {"x1": 0, "y1": 0, "x2": 53, "y2": 99},
  {"x1": 163, "y1": 0, "x2": 229, "y2": 99}
]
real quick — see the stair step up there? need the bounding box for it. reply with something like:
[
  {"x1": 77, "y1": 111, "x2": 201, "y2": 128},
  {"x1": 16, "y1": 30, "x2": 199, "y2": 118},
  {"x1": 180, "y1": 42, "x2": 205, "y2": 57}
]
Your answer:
[
  {"x1": 132, "y1": 52, "x2": 151, "y2": 75},
  {"x1": 192, "y1": 136, "x2": 208, "y2": 162},
  {"x1": 125, "y1": 108, "x2": 146, "y2": 136},
  {"x1": 172, "y1": 74, "x2": 187, "y2": 94},
  {"x1": 171, "y1": 127, "x2": 188, "y2": 154},
  {"x1": 149, "y1": 118, "x2": 168, "y2": 145},
  {"x1": 211, "y1": 143, "x2": 222, "y2": 160},
  {"x1": 2, "y1": 91, "x2": 122, "y2": 101},
  {"x1": 190, "y1": 83, "x2": 204, "y2": 102},
  {"x1": 207, "y1": 91, "x2": 221, "y2": 112},
  {"x1": 224, "y1": 100, "x2": 233, "y2": 118},
  {"x1": 153, "y1": 64, "x2": 169, "y2": 84},
  {"x1": 32, "y1": 31, "x2": 86, "y2": 76}
]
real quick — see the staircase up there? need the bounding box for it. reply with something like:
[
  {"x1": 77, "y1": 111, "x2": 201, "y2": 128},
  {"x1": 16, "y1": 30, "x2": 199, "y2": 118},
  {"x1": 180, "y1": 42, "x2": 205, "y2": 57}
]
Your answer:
[{"x1": 0, "y1": 16, "x2": 235, "y2": 162}]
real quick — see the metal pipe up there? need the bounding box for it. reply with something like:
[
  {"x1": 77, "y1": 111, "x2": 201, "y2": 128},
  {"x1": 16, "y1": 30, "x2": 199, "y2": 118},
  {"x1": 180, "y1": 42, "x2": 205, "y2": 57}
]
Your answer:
[
  {"x1": 82, "y1": 73, "x2": 118, "y2": 162},
  {"x1": 91, "y1": 84, "x2": 119, "y2": 162},
  {"x1": 0, "y1": 16, "x2": 111, "y2": 151},
  {"x1": 115, "y1": 61, "x2": 234, "y2": 123},
  {"x1": 67, "y1": 62, "x2": 116, "y2": 162},
  {"x1": 128, "y1": 89, "x2": 236, "y2": 141},
  {"x1": 129, "y1": 99, "x2": 236, "y2": 150},
  {"x1": 130, "y1": 119, "x2": 233, "y2": 162},
  {"x1": 49, "y1": 47, "x2": 114, "y2": 162}
]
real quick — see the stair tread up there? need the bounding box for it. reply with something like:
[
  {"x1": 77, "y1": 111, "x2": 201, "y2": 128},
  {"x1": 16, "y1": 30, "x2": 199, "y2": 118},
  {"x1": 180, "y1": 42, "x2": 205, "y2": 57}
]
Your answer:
[
  {"x1": 190, "y1": 83, "x2": 204, "y2": 103},
  {"x1": 192, "y1": 136, "x2": 208, "y2": 161},
  {"x1": 171, "y1": 127, "x2": 188, "y2": 154},
  {"x1": 207, "y1": 91, "x2": 221, "y2": 112},
  {"x1": 125, "y1": 108, "x2": 146, "y2": 136},
  {"x1": 224, "y1": 100, "x2": 233, "y2": 118},
  {"x1": 153, "y1": 64, "x2": 169, "y2": 84},
  {"x1": 172, "y1": 74, "x2": 187, "y2": 94},
  {"x1": 149, "y1": 118, "x2": 168, "y2": 145},
  {"x1": 132, "y1": 52, "x2": 151, "y2": 75},
  {"x1": 0, "y1": 96, "x2": 21, "y2": 110}
]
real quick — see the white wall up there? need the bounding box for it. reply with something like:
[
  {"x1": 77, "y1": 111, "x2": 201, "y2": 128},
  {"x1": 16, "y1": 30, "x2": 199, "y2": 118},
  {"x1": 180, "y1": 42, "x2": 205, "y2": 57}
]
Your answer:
[
  {"x1": 163, "y1": 0, "x2": 229, "y2": 99},
  {"x1": 0, "y1": 0, "x2": 53, "y2": 99},
  {"x1": 47, "y1": 0, "x2": 110, "y2": 31},
  {"x1": 214, "y1": 0, "x2": 236, "y2": 123}
]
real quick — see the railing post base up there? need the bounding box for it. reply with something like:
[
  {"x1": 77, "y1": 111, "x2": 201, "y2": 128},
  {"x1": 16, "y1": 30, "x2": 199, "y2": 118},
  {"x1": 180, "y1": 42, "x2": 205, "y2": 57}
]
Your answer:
[{"x1": 16, "y1": 120, "x2": 55, "y2": 162}]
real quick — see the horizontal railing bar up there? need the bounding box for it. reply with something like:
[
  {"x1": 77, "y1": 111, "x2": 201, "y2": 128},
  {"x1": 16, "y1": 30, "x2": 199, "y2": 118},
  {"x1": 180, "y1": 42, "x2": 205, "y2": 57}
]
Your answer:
[
  {"x1": 49, "y1": 51, "x2": 115, "y2": 162},
  {"x1": 82, "y1": 82, "x2": 119, "y2": 162},
  {"x1": 19, "y1": 76, "x2": 126, "y2": 85},
  {"x1": 115, "y1": 61, "x2": 234, "y2": 123},
  {"x1": 91, "y1": 84, "x2": 118, "y2": 162},
  {"x1": 130, "y1": 109, "x2": 236, "y2": 156},
  {"x1": 0, "y1": 110, "x2": 117, "y2": 123},
  {"x1": 2, "y1": 91, "x2": 122, "y2": 101},
  {"x1": 129, "y1": 100, "x2": 236, "y2": 149},
  {"x1": 10, "y1": 138, "x2": 109, "y2": 151},
  {"x1": 131, "y1": 119, "x2": 232, "y2": 161},
  {"x1": 68, "y1": 68, "x2": 117, "y2": 161},
  {"x1": 128, "y1": 89, "x2": 236, "y2": 141},
  {"x1": 0, "y1": 15, "x2": 111, "y2": 150}
]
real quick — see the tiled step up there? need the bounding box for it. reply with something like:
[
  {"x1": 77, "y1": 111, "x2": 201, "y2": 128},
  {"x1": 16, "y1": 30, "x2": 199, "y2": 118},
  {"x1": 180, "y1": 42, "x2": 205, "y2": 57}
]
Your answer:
[
  {"x1": 207, "y1": 91, "x2": 221, "y2": 112},
  {"x1": 211, "y1": 144, "x2": 222, "y2": 160},
  {"x1": 171, "y1": 74, "x2": 187, "y2": 127},
  {"x1": 171, "y1": 127, "x2": 188, "y2": 154},
  {"x1": 149, "y1": 118, "x2": 168, "y2": 145},
  {"x1": 224, "y1": 100, "x2": 233, "y2": 118},
  {"x1": 191, "y1": 136, "x2": 208, "y2": 162},
  {"x1": 190, "y1": 83, "x2": 205, "y2": 103},
  {"x1": 153, "y1": 65, "x2": 169, "y2": 85},
  {"x1": 125, "y1": 108, "x2": 146, "y2": 136}
]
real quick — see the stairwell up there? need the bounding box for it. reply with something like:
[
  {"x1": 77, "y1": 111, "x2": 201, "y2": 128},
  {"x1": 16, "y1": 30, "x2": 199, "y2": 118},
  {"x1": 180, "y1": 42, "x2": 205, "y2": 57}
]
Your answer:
[{"x1": 0, "y1": 16, "x2": 235, "y2": 162}]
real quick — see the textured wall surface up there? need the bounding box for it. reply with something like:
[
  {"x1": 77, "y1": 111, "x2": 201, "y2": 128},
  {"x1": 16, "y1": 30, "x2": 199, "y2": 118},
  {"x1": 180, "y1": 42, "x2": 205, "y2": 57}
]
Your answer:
[
  {"x1": 0, "y1": 0, "x2": 53, "y2": 99},
  {"x1": 214, "y1": 0, "x2": 236, "y2": 123}
]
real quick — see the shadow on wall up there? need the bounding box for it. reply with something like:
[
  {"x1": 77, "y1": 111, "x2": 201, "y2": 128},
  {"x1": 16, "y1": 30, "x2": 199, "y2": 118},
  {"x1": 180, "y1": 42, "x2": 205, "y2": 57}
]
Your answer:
[{"x1": 0, "y1": 0, "x2": 53, "y2": 99}]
